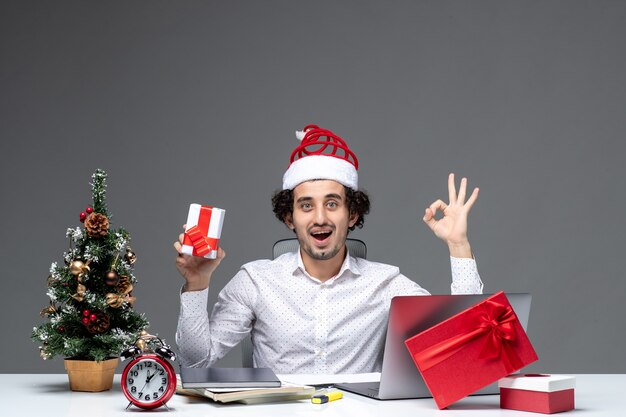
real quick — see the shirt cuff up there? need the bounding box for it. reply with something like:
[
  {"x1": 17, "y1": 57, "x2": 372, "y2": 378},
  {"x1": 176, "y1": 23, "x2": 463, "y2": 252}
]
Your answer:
[
  {"x1": 180, "y1": 286, "x2": 209, "y2": 317},
  {"x1": 450, "y1": 255, "x2": 478, "y2": 271}
]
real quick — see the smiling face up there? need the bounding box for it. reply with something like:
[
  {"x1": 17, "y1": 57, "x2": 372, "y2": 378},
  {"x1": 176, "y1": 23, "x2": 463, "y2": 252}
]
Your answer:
[{"x1": 285, "y1": 180, "x2": 358, "y2": 265}]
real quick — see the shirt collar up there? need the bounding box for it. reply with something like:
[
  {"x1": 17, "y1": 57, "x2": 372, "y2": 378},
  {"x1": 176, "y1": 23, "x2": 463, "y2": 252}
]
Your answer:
[{"x1": 292, "y1": 245, "x2": 362, "y2": 283}]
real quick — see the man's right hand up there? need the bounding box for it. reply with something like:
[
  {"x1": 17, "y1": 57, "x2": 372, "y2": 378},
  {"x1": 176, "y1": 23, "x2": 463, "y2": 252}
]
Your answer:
[{"x1": 174, "y1": 225, "x2": 226, "y2": 292}]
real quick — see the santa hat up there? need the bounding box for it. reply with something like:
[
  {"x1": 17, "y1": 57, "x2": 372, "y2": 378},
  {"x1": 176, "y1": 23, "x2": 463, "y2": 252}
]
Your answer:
[{"x1": 282, "y1": 124, "x2": 359, "y2": 190}]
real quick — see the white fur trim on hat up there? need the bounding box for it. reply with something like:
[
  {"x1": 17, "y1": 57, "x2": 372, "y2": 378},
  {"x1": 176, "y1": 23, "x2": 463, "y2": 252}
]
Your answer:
[{"x1": 282, "y1": 154, "x2": 358, "y2": 190}]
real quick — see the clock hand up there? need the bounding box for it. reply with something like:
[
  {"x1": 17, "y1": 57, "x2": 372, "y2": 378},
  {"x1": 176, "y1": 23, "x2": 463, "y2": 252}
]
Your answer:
[{"x1": 146, "y1": 368, "x2": 157, "y2": 383}]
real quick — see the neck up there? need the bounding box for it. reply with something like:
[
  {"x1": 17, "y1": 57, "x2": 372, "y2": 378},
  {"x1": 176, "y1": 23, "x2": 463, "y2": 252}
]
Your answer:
[{"x1": 300, "y1": 245, "x2": 347, "y2": 282}]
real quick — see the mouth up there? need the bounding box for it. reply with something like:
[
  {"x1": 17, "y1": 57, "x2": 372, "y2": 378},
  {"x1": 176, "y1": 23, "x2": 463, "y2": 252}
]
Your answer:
[{"x1": 310, "y1": 230, "x2": 333, "y2": 244}]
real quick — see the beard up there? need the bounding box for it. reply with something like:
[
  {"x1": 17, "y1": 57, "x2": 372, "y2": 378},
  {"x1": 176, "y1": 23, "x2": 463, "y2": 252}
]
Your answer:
[{"x1": 295, "y1": 225, "x2": 347, "y2": 261}]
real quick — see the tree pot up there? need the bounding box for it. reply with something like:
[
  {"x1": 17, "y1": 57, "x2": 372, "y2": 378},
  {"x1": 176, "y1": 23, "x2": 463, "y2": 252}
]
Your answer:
[{"x1": 64, "y1": 357, "x2": 119, "y2": 392}]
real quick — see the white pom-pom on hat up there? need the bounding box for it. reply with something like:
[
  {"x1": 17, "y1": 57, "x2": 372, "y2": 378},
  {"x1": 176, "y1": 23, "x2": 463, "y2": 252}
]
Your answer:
[{"x1": 295, "y1": 130, "x2": 306, "y2": 141}]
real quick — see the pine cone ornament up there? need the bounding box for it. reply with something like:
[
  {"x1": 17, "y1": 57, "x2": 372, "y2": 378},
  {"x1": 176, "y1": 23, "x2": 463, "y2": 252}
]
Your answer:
[
  {"x1": 84, "y1": 212, "x2": 109, "y2": 237},
  {"x1": 116, "y1": 275, "x2": 133, "y2": 294},
  {"x1": 84, "y1": 311, "x2": 110, "y2": 334}
]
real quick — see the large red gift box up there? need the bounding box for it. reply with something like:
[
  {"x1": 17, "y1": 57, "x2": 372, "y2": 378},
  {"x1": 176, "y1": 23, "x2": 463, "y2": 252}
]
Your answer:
[
  {"x1": 404, "y1": 291, "x2": 538, "y2": 409},
  {"x1": 499, "y1": 374, "x2": 575, "y2": 414}
]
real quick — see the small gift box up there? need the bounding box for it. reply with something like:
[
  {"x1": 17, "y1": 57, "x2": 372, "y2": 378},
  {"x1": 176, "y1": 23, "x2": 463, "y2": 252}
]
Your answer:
[
  {"x1": 499, "y1": 374, "x2": 575, "y2": 414},
  {"x1": 182, "y1": 204, "x2": 225, "y2": 259},
  {"x1": 404, "y1": 291, "x2": 538, "y2": 409}
]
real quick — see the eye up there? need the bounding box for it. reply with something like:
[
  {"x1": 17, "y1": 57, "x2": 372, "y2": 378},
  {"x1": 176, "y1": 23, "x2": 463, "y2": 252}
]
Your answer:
[
  {"x1": 300, "y1": 203, "x2": 312, "y2": 211},
  {"x1": 326, "y1": 201, "x2": 338, "y2": 208}
]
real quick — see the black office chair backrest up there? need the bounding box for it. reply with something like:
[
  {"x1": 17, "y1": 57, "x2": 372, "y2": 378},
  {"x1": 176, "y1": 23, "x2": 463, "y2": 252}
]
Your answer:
[{"x1": 272, "y1": 237, "x2": 367, "y2": 260}]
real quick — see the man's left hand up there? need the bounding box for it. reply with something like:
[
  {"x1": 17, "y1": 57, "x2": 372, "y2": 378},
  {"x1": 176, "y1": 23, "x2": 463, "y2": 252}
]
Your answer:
[{"x1": 423, "y1": 173, "x2": 479, "y2": 258}]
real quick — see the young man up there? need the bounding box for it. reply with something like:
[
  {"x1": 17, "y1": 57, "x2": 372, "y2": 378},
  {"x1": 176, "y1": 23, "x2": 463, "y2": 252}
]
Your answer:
[{"x1": 174, "y1": 125, "x2": 482, "y2": 374}]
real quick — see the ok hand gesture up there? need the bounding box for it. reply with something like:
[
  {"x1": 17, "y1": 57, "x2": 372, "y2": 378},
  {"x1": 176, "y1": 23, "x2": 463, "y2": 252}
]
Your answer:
[{"x1": 423, "y1": 173, "x2": 479, "y2": 258}]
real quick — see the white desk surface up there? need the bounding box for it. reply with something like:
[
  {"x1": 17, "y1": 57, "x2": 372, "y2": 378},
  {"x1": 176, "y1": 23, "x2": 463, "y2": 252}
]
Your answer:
[{"x1": 4, "y1": 374, "x2": 622, "y2": 416}]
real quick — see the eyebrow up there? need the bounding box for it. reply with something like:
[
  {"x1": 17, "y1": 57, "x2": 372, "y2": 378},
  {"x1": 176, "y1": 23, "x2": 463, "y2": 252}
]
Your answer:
[{"x1": 295, "y1": 193, "x2": 344, "y2": 204}]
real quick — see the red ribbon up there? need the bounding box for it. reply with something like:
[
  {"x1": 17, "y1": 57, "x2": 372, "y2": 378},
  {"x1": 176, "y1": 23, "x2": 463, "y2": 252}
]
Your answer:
[
  {"x1": 183, "y1": 206, "x2": 219, "y2": 257},
  {"x1": 411, "y1": 300, "x2": 524, "y2": 374}
]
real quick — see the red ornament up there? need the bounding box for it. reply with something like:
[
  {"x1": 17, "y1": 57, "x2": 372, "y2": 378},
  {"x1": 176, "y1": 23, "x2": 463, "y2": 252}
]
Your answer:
[
  {"x1": 79, "y1": 212, "x2": 87, "y2": 222},
  {"x1": 82, "y1": 309, "x2": 90, "y2": 317},
  {"x1": 58, "y1": 326, "x2": 65, "y2": 333},
  {"x1": 82, "y1": 317, "x2": 89, "y2": 324},
  {"x1": 86, "y1": 206, "x2": 93, "y2": 214},
  {"x1": 89, "y1": 314, "x2": 97, "y2": 322}
]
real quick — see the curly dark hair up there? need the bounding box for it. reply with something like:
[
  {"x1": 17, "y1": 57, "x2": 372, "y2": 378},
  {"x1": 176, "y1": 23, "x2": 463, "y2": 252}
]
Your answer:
[{"x1": 271, "y1": 185, "x2": 370, "y2": 232}]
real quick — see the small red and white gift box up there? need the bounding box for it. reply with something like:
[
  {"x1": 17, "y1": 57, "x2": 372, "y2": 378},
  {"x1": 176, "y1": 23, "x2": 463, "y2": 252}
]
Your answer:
[
  {"x1": 182, "y1": 204, "x2": 225, "y2": 259},
  {"x1": 499, "y1": 373, "x2": 576, "y2": 414}
]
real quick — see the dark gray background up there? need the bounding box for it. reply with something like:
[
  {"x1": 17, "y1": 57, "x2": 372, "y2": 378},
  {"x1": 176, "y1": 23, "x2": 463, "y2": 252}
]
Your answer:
[{"x1": 2, "y1": 1, "x2": 624, "y2": 374}]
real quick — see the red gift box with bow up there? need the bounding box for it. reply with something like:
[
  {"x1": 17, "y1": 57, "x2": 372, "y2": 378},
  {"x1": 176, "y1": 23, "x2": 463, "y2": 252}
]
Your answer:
[
  {"x1": 404, "y1": 291, "x2": 538, "y2": 409},
  {"x1": 182, "y1": 204, "x2": 225, "y2": 258}
]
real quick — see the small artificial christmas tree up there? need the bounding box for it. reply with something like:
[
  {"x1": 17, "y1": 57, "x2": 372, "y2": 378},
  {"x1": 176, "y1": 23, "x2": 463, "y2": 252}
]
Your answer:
[{"x1": 32, "y1": 169, "x2": 149, "y2": 363}]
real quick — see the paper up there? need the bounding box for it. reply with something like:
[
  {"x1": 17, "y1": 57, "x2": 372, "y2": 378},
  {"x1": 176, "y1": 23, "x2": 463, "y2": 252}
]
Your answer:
[{"x1": 277, "y1": 372, "x2": 381, "y2": 386}]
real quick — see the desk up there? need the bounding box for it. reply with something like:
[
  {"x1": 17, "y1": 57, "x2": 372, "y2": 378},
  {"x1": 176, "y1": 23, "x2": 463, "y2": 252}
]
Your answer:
[{"x1": 4, "y1": 374, "x2": 622, "y2": 416}]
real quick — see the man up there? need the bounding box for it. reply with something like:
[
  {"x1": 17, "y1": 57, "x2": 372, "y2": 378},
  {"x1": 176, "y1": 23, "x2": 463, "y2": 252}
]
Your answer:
[{"x1": 174, "y1": 125, "x2": 482, "y2": 374}]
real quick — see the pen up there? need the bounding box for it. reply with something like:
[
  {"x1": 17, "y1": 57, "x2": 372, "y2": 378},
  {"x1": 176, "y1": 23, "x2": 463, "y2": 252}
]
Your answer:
[{"x1": 311, "y1": 390, "x2": 343, "y2": 404}]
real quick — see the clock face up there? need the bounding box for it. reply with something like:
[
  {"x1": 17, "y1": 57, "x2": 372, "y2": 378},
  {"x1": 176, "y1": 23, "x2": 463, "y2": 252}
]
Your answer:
[{"x1": 121, "y1": 355, "x2": 176, "y2": 409}]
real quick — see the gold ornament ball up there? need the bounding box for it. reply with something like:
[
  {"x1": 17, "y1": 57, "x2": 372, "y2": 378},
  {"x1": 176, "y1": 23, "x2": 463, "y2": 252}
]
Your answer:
[
  {"x1": 69, "y1": 260, "x2": 90, "y2": 276},
  {"x1": 69, "y1": 260, "x2": 85, "y2": 275},
  {"x1": 105, "y1": 271, "x2": 120, "y2": 286},
  {"x1": 125, "y1": 250, "x2": 137, "y2": 265}
]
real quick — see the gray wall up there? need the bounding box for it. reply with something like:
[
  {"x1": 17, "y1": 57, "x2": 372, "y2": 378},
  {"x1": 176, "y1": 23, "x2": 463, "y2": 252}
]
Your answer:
[{"x1": 2, "y1": 1, "x2": 625, "y2": 373}]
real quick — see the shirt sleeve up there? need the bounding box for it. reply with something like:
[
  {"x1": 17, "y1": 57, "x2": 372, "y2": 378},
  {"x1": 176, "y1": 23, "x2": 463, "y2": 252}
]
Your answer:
[
  {"x1": 450, "y1": 256, "x2": 483, "y2": 294},
  {"x1": 175, "y1": 269, "x2": 257, "y2": 367}
]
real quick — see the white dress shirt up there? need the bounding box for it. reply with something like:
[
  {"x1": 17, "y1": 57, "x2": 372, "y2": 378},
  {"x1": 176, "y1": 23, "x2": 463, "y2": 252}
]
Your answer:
[{"x1": 176, "y1": 250, "x2": 483, "y2": 374}]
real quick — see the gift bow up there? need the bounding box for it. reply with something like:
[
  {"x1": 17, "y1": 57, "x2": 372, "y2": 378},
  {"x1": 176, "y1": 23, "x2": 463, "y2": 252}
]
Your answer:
[
  {"x1": 106, "y1": 292, "x2": 136, "y2": 308},
  {"x1": 411, "y1": 300, "x2": 524, "y2": 374},
  {"x1": 184, "y1": 206, "x2": 220, "y2": 257}
]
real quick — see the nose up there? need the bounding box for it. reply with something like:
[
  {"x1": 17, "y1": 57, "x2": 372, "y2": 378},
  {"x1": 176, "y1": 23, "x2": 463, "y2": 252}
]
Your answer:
[{"x1": 314, "y1": 205, "x2": 328, "y2": 225}]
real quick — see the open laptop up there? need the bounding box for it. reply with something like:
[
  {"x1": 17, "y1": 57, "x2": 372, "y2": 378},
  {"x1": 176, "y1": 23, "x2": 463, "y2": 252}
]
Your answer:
[{"x1": 335, "y1": 293, "x2": 532, "y2": 400}]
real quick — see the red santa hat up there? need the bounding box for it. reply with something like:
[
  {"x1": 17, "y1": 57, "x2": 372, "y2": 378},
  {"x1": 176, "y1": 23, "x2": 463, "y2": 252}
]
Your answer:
[{"x1": 282, "y1": 124, "x2": 359, "y2": 190}]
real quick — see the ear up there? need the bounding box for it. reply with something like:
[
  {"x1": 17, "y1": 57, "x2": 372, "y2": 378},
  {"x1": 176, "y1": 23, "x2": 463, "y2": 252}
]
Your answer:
[
  {"x1": 348, "y1": 211, "x2": 359, "y2": 228},
  {"x1": 284, "y1": 213, "x2": 295, "y2": 230}
]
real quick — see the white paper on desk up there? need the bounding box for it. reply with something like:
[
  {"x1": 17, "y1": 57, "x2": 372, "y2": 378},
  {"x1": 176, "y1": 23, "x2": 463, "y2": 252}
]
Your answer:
[{"x1": 277, "y1": 372, "x2": 381, "y2": 386}]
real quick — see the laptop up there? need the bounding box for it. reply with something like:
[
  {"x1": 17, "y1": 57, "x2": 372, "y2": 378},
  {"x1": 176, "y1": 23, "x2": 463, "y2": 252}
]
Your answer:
[{"x1": 335, "y1": 293, "x2": 532, "y2": 400}]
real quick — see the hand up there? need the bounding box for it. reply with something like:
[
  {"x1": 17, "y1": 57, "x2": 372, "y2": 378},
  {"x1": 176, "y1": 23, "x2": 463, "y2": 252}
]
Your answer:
[
  {"x1": 423, "y1": 173, "x2": 479, "y2": 258},
  {"x1": 174, "y1": 224, "x2": 226, "y2": 292}
]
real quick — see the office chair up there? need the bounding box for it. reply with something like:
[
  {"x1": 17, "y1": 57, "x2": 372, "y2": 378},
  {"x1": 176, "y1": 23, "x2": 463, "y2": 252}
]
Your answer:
[{"x1": 240, "y1": 238, "x2": 367, "y2": 367}]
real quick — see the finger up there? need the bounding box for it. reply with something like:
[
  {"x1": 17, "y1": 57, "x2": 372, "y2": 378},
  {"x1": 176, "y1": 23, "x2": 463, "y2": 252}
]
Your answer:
[
  {"x1": 179, "y1": 232, "x2": 185, "y2": 244},
  {"x1": 182, "y1": 224, "x2": 187, "y2": 230},
  {"x1": 457, "y1": 177, "x2": 468, "y2": 203},
  {"x1": 423, "y1": 208, "x2": 437, "y2": 231},
  {"x1": 173, "y1": 241, "x2": 183, "y2": 254},
  {"x1": 429, "y1": 199, "x2": 447, "y2": 216},
  {"x1": 217, "y1": 247, "x2": 226, "y2": 260},
  {"x1": 448, "y1": 173, "x2": 457, "y2": 204},
  {"x1": 464, "y1": 187, "x2": 480, "y2": 210}
]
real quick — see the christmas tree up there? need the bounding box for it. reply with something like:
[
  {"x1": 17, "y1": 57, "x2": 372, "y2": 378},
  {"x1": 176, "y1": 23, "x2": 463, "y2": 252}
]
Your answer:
[{"x1": 32, "y1": 169, "x2": 149, "y2": 362}]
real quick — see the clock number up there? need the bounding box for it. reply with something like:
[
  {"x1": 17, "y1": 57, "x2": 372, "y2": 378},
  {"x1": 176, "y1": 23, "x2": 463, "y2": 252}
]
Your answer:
[
  {"x1": 128, "y1": 378, "x2": 134, "y2": 385},
  {"x1": 160, "y1": 370, "x2": 165, "y2": 375},
  {"x1": 144, "y1": 394, "x2": 151, "y2": 401},
  {"x1": 153, "y1": 391, "x2": 159, "y2": 399},
  {"x1": 138, "y1": 391, "x2": 143, "y2": 399},
  {"x1": 162, "y1": 377, "x2": 167, "y2": 384},
  {"x1": 146, "y1": 361, "x2": 152, "y2": 368},
  {"x1": 131, "y1": 386, "x2": 137, "y2": 393},
  {"x1": 131, "y1": 370, "x2": 138, "y2": 377},
  {"x1": 159, "y1": 386, "x2": 164, "y2": 392}
]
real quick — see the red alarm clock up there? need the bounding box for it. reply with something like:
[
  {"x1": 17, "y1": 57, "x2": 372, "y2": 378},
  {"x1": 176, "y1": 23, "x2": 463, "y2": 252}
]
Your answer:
[{"x1": 120, "y1": 333, "x2": 177, "y2": 410}]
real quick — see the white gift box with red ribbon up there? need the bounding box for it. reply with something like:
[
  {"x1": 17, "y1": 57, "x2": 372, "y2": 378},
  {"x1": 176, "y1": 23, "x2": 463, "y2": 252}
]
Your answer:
[
  {"x1": 499, "y1": 373, "x2": 575, "y2": 414},
  {"x1": 182, "y1": 204, "x2": 225, "y2": 259}
]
